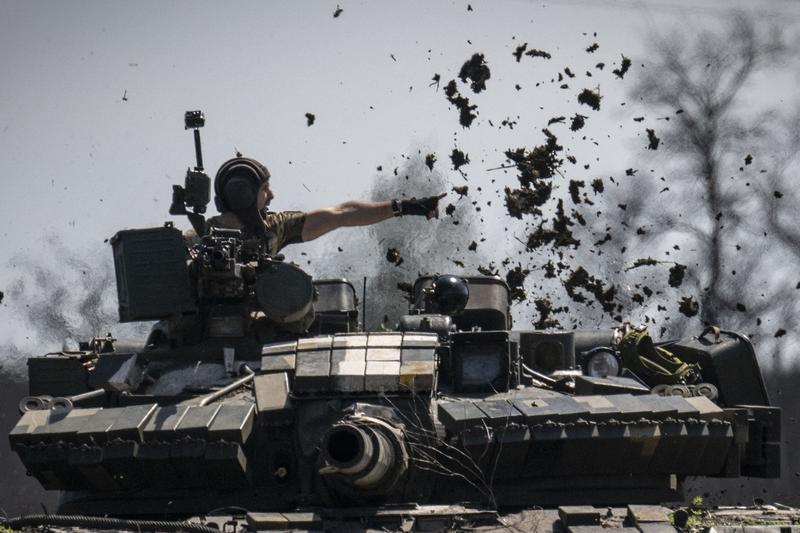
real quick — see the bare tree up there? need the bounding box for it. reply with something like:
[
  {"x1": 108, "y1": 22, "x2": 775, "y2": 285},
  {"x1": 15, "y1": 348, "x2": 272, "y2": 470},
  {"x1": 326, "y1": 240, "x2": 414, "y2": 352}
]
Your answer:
[{"x1": 626, "y1": 13, "x2": 789, "y2": 329}]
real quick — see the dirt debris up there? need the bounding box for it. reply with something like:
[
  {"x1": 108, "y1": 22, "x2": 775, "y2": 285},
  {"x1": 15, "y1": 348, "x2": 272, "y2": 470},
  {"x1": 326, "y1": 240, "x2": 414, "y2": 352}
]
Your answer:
[
  {"x1": 612, "y1": 54, "x2": 631, "y2": 79},
  {"x1": 526, "y1": 199, "x2": 580, "y2": 249},
  {"x1": 525, "y1": 48, "x2": 552, "y2": 60},
  {"x1": 305, "y1": 113, "x2": 316, "y2": 126},
  {"x1": 452, "y1": 185, "x2": 468, "y2": 197},
  {"x1": 444, "y1": 80, "x2": 478, "y2": 127},
  {"x1": 646, "y1": 128, "x2": 660, "y2": 150},
  {"x1": 679, "y1": 296, "x2": 700, "y2": 317},
  {"x1": 533, "y1": 298, "x2": 564, "y2": 329},
  {"x1": 513, "y1": 43, "x2": 528, "y2": 62},
  {"x1": 502, "y1": 130, "x2": 564, "y2": 219},
  {"x1": 396, "y1": 282, "x2": 413, "y2": 302},
  {"x1": 333, "y1": 5, "x2": 342, "y2": 17},
  {"x1": 577, "y1": 88, "x2": 601, "y2": 111},
  {"x1": 478, "y1": 263, "x2": 499, "y2": 277},
  {"x1": 458, "y1": 53, "x2": 491, "y2": 93},
  {"x1": 386, "y1": 247, "x2": 404, "y2": 266},
  {"x1": 505, "y1": 186, "x2": 551, "y2": 219},
  {"x1": 563, "y1": 266, "x2": 617, "y2": 314},
  {"x1": 628, "y1": 257, "x2": 660, "y2": 270},
  {"x1": 570, "y1": 114, "x2": 587, "y2": 131},
  {"x1": 669, "y1": 264, "x2": 687, "y2": 287},
  {"x1": 568, "y1": 180, "x2": 585, "y2": 205},
  {"x1": 506, "y1": 265, "x2": 530, "y2": 301},
  {"x1": 425, "y1": 153, "x2": 436, "y2": 171},
  {"x1": 450, "y1": 148, "x2": 470, "y2": 172},
  {"x1": 505, "y1": 129, "x2": 563, "y2": 187}
]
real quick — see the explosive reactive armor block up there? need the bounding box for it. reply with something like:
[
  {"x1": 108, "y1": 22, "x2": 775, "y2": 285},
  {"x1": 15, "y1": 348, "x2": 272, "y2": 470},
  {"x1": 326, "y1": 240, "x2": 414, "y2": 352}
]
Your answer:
[{"x1": 277, "y1": 332, "x2": 437, "y2": 394}]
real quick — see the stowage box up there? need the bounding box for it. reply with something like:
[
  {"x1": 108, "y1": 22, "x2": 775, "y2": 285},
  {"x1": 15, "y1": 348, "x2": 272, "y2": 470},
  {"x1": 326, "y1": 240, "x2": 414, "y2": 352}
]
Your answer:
[{"x1": 111, "y1": 226, "x2": 196, "y2": 322}]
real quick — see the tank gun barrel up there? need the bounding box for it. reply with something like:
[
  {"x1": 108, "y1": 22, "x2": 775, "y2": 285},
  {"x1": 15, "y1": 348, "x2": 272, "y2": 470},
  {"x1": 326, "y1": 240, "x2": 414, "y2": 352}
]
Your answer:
[{"x1": 319, "y1": 417, "x2": 407, "y2": 492}]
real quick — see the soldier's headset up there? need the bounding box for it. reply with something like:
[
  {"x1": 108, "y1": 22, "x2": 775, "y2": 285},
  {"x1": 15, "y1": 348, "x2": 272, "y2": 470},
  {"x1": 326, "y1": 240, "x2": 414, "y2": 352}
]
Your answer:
[{"x1": 213, "y1": 157, "x2": 271, "y2": 212}]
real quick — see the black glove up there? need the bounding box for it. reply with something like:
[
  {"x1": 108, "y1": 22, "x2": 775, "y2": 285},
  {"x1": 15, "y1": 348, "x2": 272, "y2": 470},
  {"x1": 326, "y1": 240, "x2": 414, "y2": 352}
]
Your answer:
[{"x1": 399, "y1": 193, "x2": 446, "y2": 218}]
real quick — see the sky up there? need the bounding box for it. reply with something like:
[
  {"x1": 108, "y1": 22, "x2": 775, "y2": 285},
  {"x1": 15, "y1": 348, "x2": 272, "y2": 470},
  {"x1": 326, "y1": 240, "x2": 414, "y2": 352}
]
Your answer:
[{"x1": 1, "y1": 0, "x2": 798, "y2": 356}]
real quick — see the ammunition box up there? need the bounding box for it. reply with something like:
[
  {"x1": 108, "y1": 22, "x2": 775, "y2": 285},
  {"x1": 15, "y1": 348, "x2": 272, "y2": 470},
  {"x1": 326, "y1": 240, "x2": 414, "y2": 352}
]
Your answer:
[{"x1": 111, "y1": 226, "x2": 196, "y2": 322}]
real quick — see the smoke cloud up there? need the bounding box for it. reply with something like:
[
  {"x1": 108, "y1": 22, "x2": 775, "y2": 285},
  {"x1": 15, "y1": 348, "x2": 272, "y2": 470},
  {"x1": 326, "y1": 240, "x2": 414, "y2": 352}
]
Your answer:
[{"x1": 0, "y1": 234, "x2": 151, "y2": 376}]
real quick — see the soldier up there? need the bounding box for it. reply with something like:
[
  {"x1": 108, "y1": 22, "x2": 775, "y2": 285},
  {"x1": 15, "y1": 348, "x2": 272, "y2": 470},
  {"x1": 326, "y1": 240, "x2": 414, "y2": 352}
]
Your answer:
[{"x1": 201, "y1": 156, "x2": 445, "y2": 255}]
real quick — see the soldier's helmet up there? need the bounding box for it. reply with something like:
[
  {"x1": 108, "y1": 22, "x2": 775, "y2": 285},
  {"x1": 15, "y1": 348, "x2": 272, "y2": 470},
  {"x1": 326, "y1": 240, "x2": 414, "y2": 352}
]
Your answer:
[{"x1": 214, "y1": 157, "x2": 271, "y2": 212}]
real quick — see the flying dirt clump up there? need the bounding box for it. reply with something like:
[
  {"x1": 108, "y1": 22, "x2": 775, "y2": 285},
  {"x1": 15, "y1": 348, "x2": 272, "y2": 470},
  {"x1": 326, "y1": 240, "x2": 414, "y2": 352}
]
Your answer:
[
  {"x1": 570, "y1": 114, "x2": 587, "y2": 131},
  {"x1": 577, "y1": 88, "x2": 602, "y2": 111},
  {"x1": 425, "y1": 153, "x2": 437, "y2": 171},
  {"x1": 526, "y1": 199, "x2": 580, "y2": 250},
  {"x1": 503, "y1": 129, "x2": 563, "y2": 218},
  {"x1": 452, "y1": 185, "x2": 468, "y2": 197},
  {"x1": 563, "y1": 266, "x2": 618, "y2": 316},
  {"x1": 678, "y1": 296, "x2": 700, "y2": 317},
  {"x1": 513, "y1": 43, "x2": 528, "y2": 62},
  {"x1": 505, "y1": 186, "x2": 551, "y2": 219},
  {"x1": 396, "y1": 282, "x2": 413, "y2": 302},
  {"x1": 612, "y1": 54, "x2": 632, "y2": 79},
  {"x1": 386, "y1": 247, "x2": 404, "y2": 266},
  {"x1": 526, "y1": 48, "x2": 552, "y2": 59},
  {"x1": 458, "y1": 53, "x2": 491, "y2": 93},
  {"x1": 512, "y1": 42, "x2": 553, "y2": 61},
  {"x1": 533, "y1": 297, "x2": 565, "y2": 329},
  {"x1": 568, "y1": 180, "x2": 585, "y2": 205},
  {"x1": 669, "y1": 263, "x2": 687, "y2": 287},
  {"x1": 450, "y1": 148, "x2": 470, "y2": 173},
  {"x1": 646, "y1": 128, "x2": 660, "y2": 150},
  {"x1": 506, "y1": 265, "x2": 530, "y2": 301},
  {"x1": 444, "y1": 80, "x2": 478, "y2": 128}
]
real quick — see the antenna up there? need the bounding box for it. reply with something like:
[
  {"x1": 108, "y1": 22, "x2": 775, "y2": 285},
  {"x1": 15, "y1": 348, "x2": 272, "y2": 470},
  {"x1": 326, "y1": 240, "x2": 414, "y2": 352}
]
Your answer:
[{"x1": 362, "y1": 276, "x2": 367, "y2": 331}]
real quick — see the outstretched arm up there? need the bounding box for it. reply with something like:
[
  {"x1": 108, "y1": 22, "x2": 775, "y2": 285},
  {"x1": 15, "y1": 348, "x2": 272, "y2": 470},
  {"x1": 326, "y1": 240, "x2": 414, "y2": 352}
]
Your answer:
[
  {"x1": 302, "y1": 200, "x2": 393, "y2": 242},
  {"x1": 301, "y1": 193, "x2": 446, "y2": 242}
]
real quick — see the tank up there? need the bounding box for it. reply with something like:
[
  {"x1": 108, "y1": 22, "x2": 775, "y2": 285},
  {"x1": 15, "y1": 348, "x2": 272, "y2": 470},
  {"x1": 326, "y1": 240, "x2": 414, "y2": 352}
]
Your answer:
[{"x1": 7, "y1": 112, "x2": 781, "y2": 528}]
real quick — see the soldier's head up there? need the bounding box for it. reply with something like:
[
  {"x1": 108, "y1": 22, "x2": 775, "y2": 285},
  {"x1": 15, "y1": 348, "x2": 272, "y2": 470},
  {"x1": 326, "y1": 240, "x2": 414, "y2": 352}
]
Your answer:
[{"x1": 214, "y1": 157, "x2": 272, "y2": 213}]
